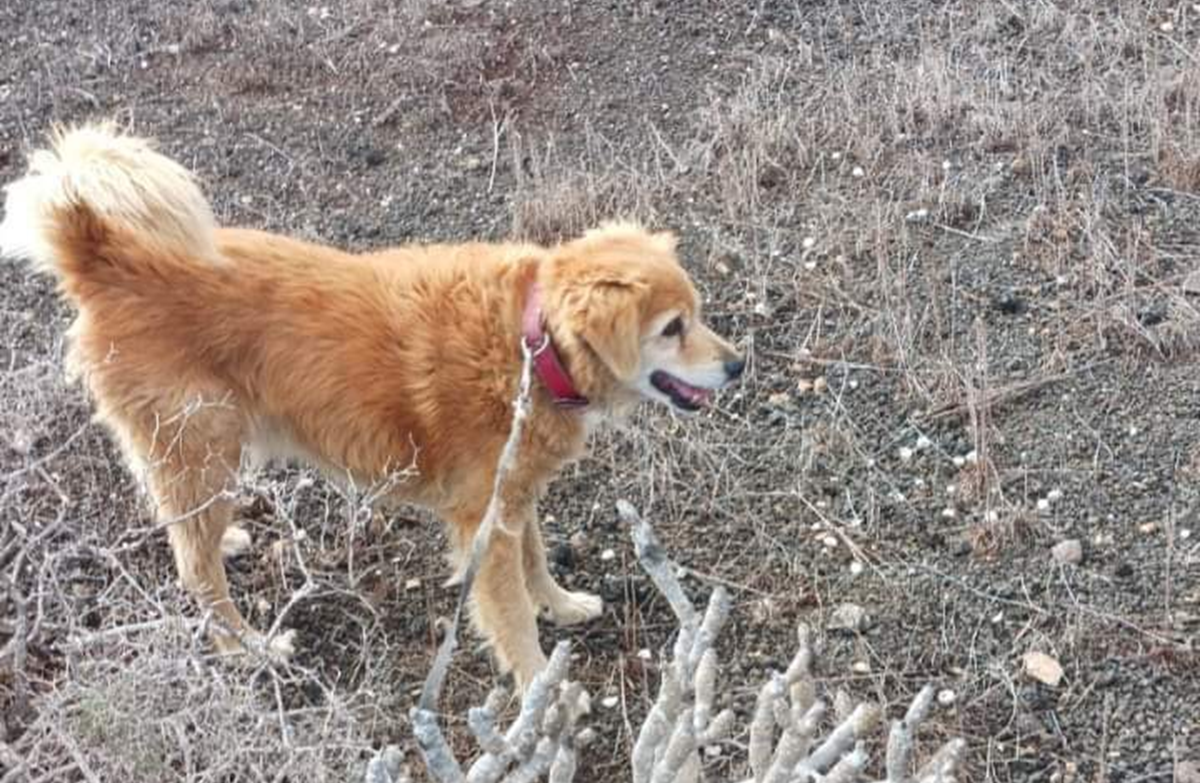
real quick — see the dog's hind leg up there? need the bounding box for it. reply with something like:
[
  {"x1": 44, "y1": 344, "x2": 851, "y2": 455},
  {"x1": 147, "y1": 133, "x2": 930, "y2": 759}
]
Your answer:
[
  {"x1": 522, "y1": 514, "x2": 603, "y2": 626},
  {"x1": 110, "y1": 391, "x2": 293, "y2": 661}
]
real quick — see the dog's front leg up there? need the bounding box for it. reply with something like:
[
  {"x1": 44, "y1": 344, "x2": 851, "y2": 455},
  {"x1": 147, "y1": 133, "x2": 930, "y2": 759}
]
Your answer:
[
  {"x1": 469, "y1": 518, "x2": 547, "y2": 691},
  {"x1": 523, "y1": 512, "x2": 604, "y2": 626}
]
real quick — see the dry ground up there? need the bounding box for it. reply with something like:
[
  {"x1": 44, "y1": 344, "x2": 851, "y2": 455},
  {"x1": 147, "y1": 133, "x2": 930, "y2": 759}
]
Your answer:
[{"x1": 2, "y1": 1, "x2": 1199, "y2": 781}]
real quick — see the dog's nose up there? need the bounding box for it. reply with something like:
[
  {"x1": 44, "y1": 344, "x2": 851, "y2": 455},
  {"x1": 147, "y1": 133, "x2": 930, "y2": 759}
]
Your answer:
[{"x1": 724, "y1": 358, "x2": 746, "y2": 380}]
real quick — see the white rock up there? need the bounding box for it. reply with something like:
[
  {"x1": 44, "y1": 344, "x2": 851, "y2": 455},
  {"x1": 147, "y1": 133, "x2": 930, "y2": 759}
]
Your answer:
[
  {"x1": 600, "y1": 548, "x2": 617, "y2": 562},
  {"x1": 600, "y1": 695, "x2": 620, "y2": 709},
  {"x1": 1051, "y1": 539, "x2": 1083, "y2": 566},
  {"x1": 851, "y1": 660, "x2": 871, "y2": 674},
  {"x1": 905, "y1": 208, "x2": 930, "y2": 222},
  {"x1": 636, "y1": 648, "x2": 652, "y2": 661},
  {"x1": 1180, "y1": 528, "x2": 1193, "y2": 540},
  {"x1": 952, "y1": 455, "x2": 966, "y2": 468},
  {"x1": 829, "y1": 603, "x2": 869, "y2": 633},
  {"x1": 898, "y1": 446, "x2": 915, "y2": 462},
  {"x1": 1022, "y1": 651, "x2": 1064, "y2": 687},
  {"x1": 404, "y1": 578, "x2": 422, "y2": 591},
  {"x1": 849, "y1": 561, "x2": 864, "y2": 576},
  {"x1": 802, "y1": 236, "x2": 816, "y2": 250},
  {"x1": 1036, "y1": 498, "x2": 1051, "y2": 512},
  {"x1": 703, "y1": 745, "x2": 723, "y2": 759},
  {"x1": 916, "y1": 435, "x2": 933, "y2": 450},
  {"x1": 1139, "y1": 521, "x2": 1159, "y2": 535},
  {"x1": 936, "y1": 688, "x2": 957, "y2": 707},
  {"x1": 821, "y1": 534, "x2": 839, "y2": 548},
  {"x1": 1046, "y1": 488, "x2": 1063, "y2": 502},
  {"x1": 1161, "y1": 21, "x2": 1175, "y2": 32},
  {"x1": 851, "y1": 165, "x2": 865, "y2": 178}
]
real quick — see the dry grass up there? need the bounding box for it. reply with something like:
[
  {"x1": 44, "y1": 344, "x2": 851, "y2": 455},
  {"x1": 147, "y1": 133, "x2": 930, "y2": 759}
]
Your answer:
[{"x1": 3, "y1": 0, "x2": 1200, "y2": 780}]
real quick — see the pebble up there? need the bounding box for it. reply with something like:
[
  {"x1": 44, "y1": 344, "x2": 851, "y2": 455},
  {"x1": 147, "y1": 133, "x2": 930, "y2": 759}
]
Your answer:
[
  {"x1": 404, "y1": 578, "x2": 422, "y2": 591},
  {"x1": 851, "y1": 660, "x2": 871, "y2": 674},
  {"x1": 1036, "y1": 497, "x2": 1051, "y2": 513},
  {"x1": 1138, "y1": 521, "x2": 1159, "y2": 535},
  {"x1": 821, "y1": 534, "x2": 839, "y2": 548},
  {"x1": 849, "y1": 561, "x2": 864, "y2": 576},
  {"x1": 703, "y1": 745, "x2": 723, "y2": 759},
  {"x1": 851, "y1": 166, "x2": 865, "y2": 178},
  {"x1": 802, "y1": 236, "x2": 816, "y2": 250},
  {"x1": 600, "y1": 695, "x2": 619, "y2": 710},
  {"x1": 636, "y1": 649, "x2": 652, "y2": 661},
  {"x1": 916, "y1": 435, "x2": 933, "y2": 450},
  {"x1": 936, "y1": 688, "x2": 957, "y2": 707},
  {"x1": 829, "y1": 603, "x2": 870, "y2": 633},
  {"x1": 599, "y1": 548, "x2": 617, "y2": 562},
  {"x1": 1051, "y1": 539, "x2": 1083, "y2": 566},
  {"x1": 1022, "y1": 651, "x2": 1064, "y2": 687},
  {"x1": 898, "y1": 446, "x2": 915, "y2": 462}
]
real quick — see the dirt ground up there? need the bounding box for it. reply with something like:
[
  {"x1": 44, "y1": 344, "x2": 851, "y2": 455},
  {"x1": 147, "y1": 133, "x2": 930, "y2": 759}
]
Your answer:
[{"x1": 2, "y1": 0, "x2": 1199, "y2": 781}]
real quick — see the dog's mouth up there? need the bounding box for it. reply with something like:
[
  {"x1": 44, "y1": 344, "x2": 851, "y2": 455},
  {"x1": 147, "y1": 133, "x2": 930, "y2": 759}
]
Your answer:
[{"x1": 650, "y1": 370, "x2": 714, "y2": 412}]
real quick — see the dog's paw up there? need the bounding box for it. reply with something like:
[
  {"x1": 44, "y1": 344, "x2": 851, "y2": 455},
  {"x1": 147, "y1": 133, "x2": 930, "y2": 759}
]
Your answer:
[
  {"x1": 547, "y1": 590, "x2": 604, "y2": 626},
  {"x1": 220, "y1": 525, "x2": 253, "y2": 558}
]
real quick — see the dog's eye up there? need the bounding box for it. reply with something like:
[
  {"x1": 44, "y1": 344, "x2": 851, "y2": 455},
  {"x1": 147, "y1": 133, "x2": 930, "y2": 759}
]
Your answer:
[{"x1": 662, "y1": 317, "x2": 685, "y2": 338}]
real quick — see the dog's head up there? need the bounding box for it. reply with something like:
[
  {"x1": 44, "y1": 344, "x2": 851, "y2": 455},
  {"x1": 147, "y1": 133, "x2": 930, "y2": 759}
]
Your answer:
[{"x1": 545, "y1": 223, "x2": 743, "y2": 413}]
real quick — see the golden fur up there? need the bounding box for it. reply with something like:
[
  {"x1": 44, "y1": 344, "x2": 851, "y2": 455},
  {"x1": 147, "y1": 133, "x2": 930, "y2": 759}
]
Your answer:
[{"x1": 0, "y1": 124, "x2": 742, "y2": 687}]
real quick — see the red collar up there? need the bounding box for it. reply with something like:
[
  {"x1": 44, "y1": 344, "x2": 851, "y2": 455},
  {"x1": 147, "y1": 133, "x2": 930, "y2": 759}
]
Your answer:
[{"x1": 523, "y1": 283, "x2": 589, "y2": 409}]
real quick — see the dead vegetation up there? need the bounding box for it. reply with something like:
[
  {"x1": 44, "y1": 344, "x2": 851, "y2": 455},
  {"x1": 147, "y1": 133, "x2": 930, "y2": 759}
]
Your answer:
[{"x1": 3, "y1": 0, "x2": 1200, "y2": 780}]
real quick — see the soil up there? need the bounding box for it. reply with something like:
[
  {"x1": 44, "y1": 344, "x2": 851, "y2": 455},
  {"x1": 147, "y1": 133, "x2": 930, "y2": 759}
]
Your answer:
[{"x1": 1, "y1": 1, "x2": 1198, "y2": 781}]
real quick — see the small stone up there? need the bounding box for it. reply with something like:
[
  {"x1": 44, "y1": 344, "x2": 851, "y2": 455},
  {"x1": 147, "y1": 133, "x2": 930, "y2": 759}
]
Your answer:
[
  {"x1": 916, "y1": 435, "x2": 933, "y2": 450},
  {"x1": 1138, "y1": 521, "x2": 1159, "y2": 535},
  {"x1": 1021, "y1": 651, "x2": 1064, "y2": 687},
  {"x1": 550, "y1": 543, "x2": 577, "y2": 572},
  {"x1": 599, "y1": 548, "x2": 617, "y2": 562},
  {"x1": 941, "y1": 507, "x2": 957, "y2": 519},
  {"x1": 1036, "y1": 497, "x2": 1051, "y2": 512},
  {"x1": 851, "y1": 660, "x2": 871, "y2": 674},
  {"x1": 821, "y1": 534, "x2": 838, "y2": 548},
  {"x1": 829, "y1": 603, "x2": 869, "y2": 633},
  {"x1": 951, "y1": 455, "x2": 966, "y2": 468},
  {"x1": 703, "y1": 745, "x2": 723, "y2": 759},
  {"x1": 801, "y1": 236, "x2": 816, "y2": 250},
  {"x1": 1160, "y1": 21, "x2": 1175, "y2": 32},
  {"x1": 851, "y1": 165, "x2": 865, "y2": 178},
  {"x1": 898, "y1": 446, "x2": 915, "y2": 462},
  {"x1": 848, "y1": 561, "x2": 864, "y2": 576},
  {"x1": 404, "y1": 578, "x2": 422, "y2": 591},
  {"x1": 936, "y1": 688, "x2": 957, "y2": 707},
  {"x1": 905, "y1": 208, "x2": 930, "y2": 222},
  {"x1": 1046, "y1": 488, "x2": 1063, "y2": 502},
  {"x1": 636, "y1": 648, "x2": 652, "y2": 661},
  {"x1": 1051, "y1": 539, "x2": 1083, "y2": 565},
  {"x1": 600, "y1": 695, "x2": 619, "y2": 710},
  {"x1": 1180, "y1": 528, "x2": 1192, "y2": 540},
  {"x1": 767, "y1": 391, "x2": 791, "y2": 408}
]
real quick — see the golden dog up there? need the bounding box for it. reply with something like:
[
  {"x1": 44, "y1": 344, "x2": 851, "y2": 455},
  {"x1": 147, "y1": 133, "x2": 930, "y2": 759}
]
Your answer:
[{"x1": 0, "y1": 124, "x2": 743, "y2": 688}]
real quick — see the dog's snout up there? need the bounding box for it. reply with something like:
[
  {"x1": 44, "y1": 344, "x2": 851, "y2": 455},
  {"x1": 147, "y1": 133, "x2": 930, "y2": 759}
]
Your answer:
[{"x1": 724, "y1": 358, "x2": 746, "y2": 380}]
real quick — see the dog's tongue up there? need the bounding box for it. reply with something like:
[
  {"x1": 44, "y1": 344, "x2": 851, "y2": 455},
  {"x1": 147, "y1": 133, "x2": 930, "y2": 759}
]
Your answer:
[{"x1": 667, "y1": 375, "x2": 712, "y2": 406}]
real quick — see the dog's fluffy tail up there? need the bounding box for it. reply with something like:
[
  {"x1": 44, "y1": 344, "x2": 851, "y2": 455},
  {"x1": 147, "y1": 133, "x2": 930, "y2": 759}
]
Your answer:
[{"x1": 0, "y1": 122, "x2": 219, "y2": 296}]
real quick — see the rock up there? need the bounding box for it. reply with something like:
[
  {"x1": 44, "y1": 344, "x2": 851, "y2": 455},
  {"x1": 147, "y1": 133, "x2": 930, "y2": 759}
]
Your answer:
[
  {"x1": 1021, "y1": 651, "x2": 1064, "y2": 687},
  {"x1": 600, "y1": 695, "x2": 619, "y2": 710},
  {"x1": 599, "y1": 548, "x2": 617, "y2": 562},
  {"x1": 829, "y1": 603, "x2": 870, "y2": 633},
  {"x1": 1051, "y1": 539, "x2": 1083, "y2": 566},
  {"x1": 936, "y1": 688, "x2": 957, "y2": 707},
  {"x1": 550, "y1": 542, "x2": 577, "y2": 572}
]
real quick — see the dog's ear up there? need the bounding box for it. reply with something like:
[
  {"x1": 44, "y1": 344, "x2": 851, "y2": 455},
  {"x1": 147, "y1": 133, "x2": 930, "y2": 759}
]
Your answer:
[{"x1": 580, "y1": 280, "x2": 646, "y2": 381}]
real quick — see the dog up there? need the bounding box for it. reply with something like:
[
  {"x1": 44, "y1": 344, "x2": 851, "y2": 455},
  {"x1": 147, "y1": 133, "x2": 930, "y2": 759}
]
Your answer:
[{"x1": 0, "y1": 123, "x2": 744, "y2": 688}]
